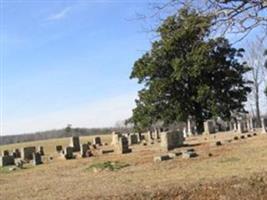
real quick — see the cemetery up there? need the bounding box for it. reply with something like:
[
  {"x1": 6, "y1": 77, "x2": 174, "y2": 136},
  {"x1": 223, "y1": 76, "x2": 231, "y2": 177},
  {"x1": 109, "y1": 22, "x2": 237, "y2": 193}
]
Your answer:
[{"x1": 1, "y1": 117, "x2": 267, "y2": 199}]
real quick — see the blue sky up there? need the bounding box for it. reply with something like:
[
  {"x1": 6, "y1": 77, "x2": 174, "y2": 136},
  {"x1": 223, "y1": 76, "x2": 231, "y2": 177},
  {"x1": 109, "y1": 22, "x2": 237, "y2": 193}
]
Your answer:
[
  {"x1": 1, "y1": 0, "x2": 160, "y2": 135},
  {"x1": 0, "y1": 1, "x2": 266, "y2": 135}
]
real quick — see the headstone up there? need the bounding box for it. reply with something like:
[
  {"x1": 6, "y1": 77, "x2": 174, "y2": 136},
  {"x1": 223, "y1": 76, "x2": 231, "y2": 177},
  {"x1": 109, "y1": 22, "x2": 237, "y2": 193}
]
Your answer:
[
  {"x1": 204, "y1": 120, "x2": 216, "y2": 134},
  {"x1": 38, "y1": 146, "x2": 45, "y2": 156},
  {"x1": 0, "y1": 155, "x2": 15, "y2": 167},
  {"x1": 100, "y1": 149, "x2": 114, "y2": 154},
  {"x1": 70, "y1": 136, "x2": 80, "y2": 152},
  {"x1": 93, "y1": 137, "x2": 102, "y2": 146},
  {"x1": 32, "y1": 152, "x2": 42, "y2": 166},
  {"x1": 182, "y1": 151, "x2": 197, "y2": 159},
  {"x1": 116, "y1": 136, "x2": 132, "y2": 154},
  {"x1": 2, "y1": 150, "x2": 9, "y2": 156},
  {"x1": 13, "y1": 149, "x2": 21, "y2": 158},
  {"x1": 153, "y1": 155, "x2": 171, "y2": 162},
  {"x1": 237, "y1": 121, "x2": 247, "y2": 133},
  {"x1": 80, "y1": 144, "x2": 90, "y2": 158},
  {"x1": 128, "y1": 134, "x2": 138, "y2": 145},
  {"x1": 64, "y1": 147, "x2": 74, "y2": 159},
  {"x1": 261, "y1": 118, "x2": 267, "y2": 133},
  {"x1": 56, "y1": 145, "x2": 63, "y2": 153},
  {"x1": 21, "y1": 146, "x2": 36, "y2": 161},
  {"x1": 160, "y1": 131, "x2": 184, "y2": 151},
  {"x1": 111, "y1": 131, "x2": 121, "y2": 146}
]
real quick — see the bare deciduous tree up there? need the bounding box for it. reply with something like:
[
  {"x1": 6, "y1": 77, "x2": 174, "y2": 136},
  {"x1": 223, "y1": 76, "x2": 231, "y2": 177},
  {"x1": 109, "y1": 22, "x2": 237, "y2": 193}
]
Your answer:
[
  {"x1": 245, "y1": 38, "x2": 266, "y2": 124},
  {"x1": 144, "y1": 0, "x2": 267, "y2": 41}
]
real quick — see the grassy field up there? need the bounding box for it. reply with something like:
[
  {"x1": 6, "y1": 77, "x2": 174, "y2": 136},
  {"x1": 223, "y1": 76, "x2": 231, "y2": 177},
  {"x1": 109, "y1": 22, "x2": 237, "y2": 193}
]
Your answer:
[{"x1": 1, "y1": 131, "x2": 267, "y2": 199}]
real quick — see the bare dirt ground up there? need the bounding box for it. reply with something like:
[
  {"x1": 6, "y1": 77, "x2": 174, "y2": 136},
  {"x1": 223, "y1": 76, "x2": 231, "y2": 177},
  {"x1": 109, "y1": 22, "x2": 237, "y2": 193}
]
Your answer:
[{"x1": 1, "y1": 131, "x2": 267, "y2": 200}]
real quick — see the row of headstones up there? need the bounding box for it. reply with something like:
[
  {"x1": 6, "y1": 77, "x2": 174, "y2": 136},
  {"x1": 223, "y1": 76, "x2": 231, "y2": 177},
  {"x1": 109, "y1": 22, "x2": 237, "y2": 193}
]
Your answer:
[
  {"x1": 0, "y1": 146, "x2": 44, "y2": 167},
  {"x1": 112, "y1": 130, "x2": 184, "y2": 152},
  {"x1": 203, "y1": 117, "x2": 267, "y2": 135},
  {"x1": 56, "y1": 136, "x2": 105, "y2": 160}
]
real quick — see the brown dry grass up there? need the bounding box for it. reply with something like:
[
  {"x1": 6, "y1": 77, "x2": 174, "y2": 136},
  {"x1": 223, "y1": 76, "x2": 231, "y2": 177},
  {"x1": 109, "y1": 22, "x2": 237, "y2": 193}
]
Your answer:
[{"x1": 1, "y1": 131, "x2": 267, "y2": 200}]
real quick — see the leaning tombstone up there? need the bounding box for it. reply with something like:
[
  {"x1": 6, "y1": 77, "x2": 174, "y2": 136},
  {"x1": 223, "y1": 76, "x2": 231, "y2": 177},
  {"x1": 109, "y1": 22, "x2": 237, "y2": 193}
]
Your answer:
[
  {"x1": 32, "y1": 152, "x2": 43, "y2": 166},
  {"x1": 160, "y1": 131, "x2": 184, "y2": 151},
  {"x1": 70, "y1": 136, "x2": 80, "y2": 152}
]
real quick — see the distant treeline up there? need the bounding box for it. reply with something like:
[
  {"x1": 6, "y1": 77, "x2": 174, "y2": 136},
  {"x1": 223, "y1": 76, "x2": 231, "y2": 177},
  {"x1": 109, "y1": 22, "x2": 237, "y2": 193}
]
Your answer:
[{"x1": 0, "y1": 127, "x2": 132, "y2": 146}]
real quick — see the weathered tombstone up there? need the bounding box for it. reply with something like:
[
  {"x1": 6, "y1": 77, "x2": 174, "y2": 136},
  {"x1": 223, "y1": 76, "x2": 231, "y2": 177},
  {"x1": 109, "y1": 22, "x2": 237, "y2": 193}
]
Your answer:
[
  {"x1": 116, "y1": 136, "x2": 132, "y2": 154},
  {"x1": 32, "y1": 152, "x2": 42, "y2": 166},
  {"x1": 261, "y1": 118, "x2": 267, "y2": 133},
  {"x1": 182, "y1": 151, "x2": 197, "y2": 159},
  {"x1": 128, "y1": 134, "x2": 138, "y2": 145},
  {"x1": 0, "y1": 155, "x2": 15, "y2": 167},
  {"x1": 13, "y1": 149, "x2": 21, "y2": 158},
  {"x1": 2, "y1": 150, "x2": 9, "y2": 156},
  {"x1": 160, "y1": 131, "x2": 184, "y2": 151},
  {"x1": 100, "y1": 149, "x2": 114, "y2": 154},
  {"x1": 111, "y1": 131, "x2": 121, "y2": 146},
  {"x1": 38, "y1": 146, "x2": 45, "y2": 156},
  {"x1": 64, "y1": 147, "x2": 74, "y2": 160},
  {"x1": 70, "y1": 136, "x2": 80, "y2": 152},
  {"x1": 93, "y1": 137, "x2": 102, "y2": 146},
  {"x1": 153, "y1": 155, "x2": 171, "y2": 162},
  {"x1": 204, "y1": 120, "x2": 216, "y2": 134},
  {"x1": 237, "y1": 121, "x2": 247, "y2": 134},
  {"x1": 56, "y1": 145, "x2": 63, "y2": 153},
  {"x1": 21, "y1": 146, "x2": 36, "y2": 161},
  {"x1": 80, "y1": 144, "x2": 89, "y2": 158}
]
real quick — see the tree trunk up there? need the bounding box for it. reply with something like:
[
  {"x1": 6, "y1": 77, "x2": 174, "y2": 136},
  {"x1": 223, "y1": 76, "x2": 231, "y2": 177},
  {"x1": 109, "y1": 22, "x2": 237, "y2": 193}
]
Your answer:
[{"x1": 255, "y1": 83, "x2": 261, "y2": 127}]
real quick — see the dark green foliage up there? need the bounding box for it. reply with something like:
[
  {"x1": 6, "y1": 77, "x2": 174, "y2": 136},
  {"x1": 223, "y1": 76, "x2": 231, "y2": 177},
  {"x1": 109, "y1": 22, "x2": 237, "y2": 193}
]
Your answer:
[{"x1": 129, "y1": 8, "x2": 251, "y2": 133}]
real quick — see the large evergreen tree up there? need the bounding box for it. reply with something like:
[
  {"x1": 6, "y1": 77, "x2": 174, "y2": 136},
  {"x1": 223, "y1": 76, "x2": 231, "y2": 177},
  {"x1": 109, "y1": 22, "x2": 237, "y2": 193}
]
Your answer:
[{"x1": 129, "y1": 9, "x2": 251, "y2": 133}]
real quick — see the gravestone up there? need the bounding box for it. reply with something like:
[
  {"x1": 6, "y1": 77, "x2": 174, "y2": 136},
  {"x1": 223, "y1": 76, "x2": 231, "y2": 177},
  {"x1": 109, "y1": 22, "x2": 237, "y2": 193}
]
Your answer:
[
  {"x1": 21, "y1": 146, "x2": 36, "y2": 161},
  {"x1": 38, "y1": 146, "x2": 45, "y2": 156},
  {"x1": 80, "y1": 144, "x2": 90, "y2": 158},
  {"x1": 64, "y1": 147, "x2": 74, "y2": 159},
  {"x1": 93, "y1": 137, "x2": 102, "y2": 146},
  {"x1": 116, "y1": 136, "x2": 132, "y2": 154},
  {"x1": 0, "y1": 155, "x2": 15, "y2": 167},
  {"x1": 204, "y1": 120, "x2": 215, "y2": 134},
  {"x1": 13, "y1": 149, "x2": 21, "y2": 158},
  {"x1": 70, "y1": 136, "x2": 80, "y2": 152},
  {"x1": 237, "y1": 121, "x2": 247, "y2": 133},
  {"x1": 111, "y1": 131, "x2": 121, "y2": 146},
  {"x1": 261, "y1": 118, "x2": 267, "y2": 133},
  {"x1": 153, "y1": 155, "x2": 171, "y2": 162},
  {"x1": 160, "y1": 131, "x2": 184, "y2": 151},
  {"x1": 56, "y1": 145, "x2": 63, "y2": 153},
  {"x1": 128, "y1": 134, "x2": 138, "y2": 145},
  {"x1": 32, "y1": 152, "x2": 42, "y2": 166},
  {"x1": 2, "y1": 150, "x2": 9, "y2": 156}
]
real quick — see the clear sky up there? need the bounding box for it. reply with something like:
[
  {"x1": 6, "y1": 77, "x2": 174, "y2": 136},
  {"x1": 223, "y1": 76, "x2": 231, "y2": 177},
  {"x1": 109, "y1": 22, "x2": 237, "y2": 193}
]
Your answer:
[
  {"x1": 1, "y1": 0, "x2": 161, "y2": 135},
  {"x1": 0, "y1": 1, "x2": 266, "y2": 135}
]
